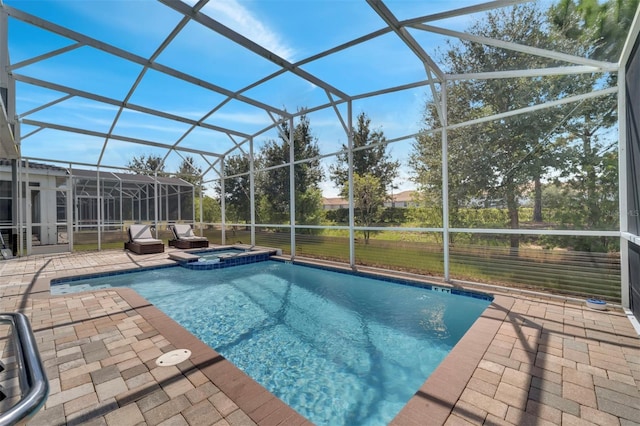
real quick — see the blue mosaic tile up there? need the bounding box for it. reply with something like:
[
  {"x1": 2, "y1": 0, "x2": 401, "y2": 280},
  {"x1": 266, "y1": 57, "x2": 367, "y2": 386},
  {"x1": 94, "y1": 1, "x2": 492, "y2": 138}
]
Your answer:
[{"x1": 179, "y1": 253, "x2": 270, "y2": 270}]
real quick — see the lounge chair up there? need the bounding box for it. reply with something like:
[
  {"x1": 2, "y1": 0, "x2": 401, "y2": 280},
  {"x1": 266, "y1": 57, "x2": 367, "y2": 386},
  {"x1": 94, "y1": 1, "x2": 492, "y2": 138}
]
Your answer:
[
  {"x1": 168, "y1": 224, "x2": 209, "y2": 249},
  {"x1": 124, "y1": 224, "x2": 165, "y2": 254}
]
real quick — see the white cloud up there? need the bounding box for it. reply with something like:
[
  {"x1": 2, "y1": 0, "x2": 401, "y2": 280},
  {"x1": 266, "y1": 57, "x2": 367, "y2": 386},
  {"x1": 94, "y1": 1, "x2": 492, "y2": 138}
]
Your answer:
[{"x1": 198, "y1": 0, "x2": 296, "y2": 61}]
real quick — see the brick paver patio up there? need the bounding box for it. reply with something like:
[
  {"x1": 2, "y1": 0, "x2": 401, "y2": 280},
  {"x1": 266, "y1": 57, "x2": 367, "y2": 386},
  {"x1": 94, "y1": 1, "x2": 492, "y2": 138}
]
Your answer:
[{"x1": 0, "y1": 249, "x2": 638, "y2": 425}]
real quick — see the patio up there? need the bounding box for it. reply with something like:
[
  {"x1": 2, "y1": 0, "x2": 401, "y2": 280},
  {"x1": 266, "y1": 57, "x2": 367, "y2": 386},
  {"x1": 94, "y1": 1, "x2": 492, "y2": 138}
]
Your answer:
[
  {"x1": 1, "y1": 249, "x2": 638, "y2": 425},
  {"x1": 1, "y1": 1, "x2": 640, "y2": 422}
]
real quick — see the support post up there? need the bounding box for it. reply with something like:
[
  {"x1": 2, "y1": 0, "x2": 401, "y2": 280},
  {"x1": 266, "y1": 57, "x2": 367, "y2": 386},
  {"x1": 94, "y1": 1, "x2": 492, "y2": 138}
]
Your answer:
[
  {"x1": 442, "y1": 83, "x2": 450, "y2": 282},
  {"x1": 347, "y1": 101, "x2": 355, "y2": 268},
  {"x1": 119, "y1": 176, "x2": 123, "y2": 236},
  {"x1": 11, "y1": 158, "x2": 17, "y2": 255},
  {"x1": 2, "y1": 9, "x2": 19, "y2": 255},
  {"x1": 97, "y1": 167, "x2": 102, "y2": 250},
  {"x1": 25, "y1": 160, "x2": 30, "y2": 255},
  {"x1": 66, "y1": 170, "x2": 73, "y2": 251},
  {"x1": 289, "y1": 117, "x2": 296, "y2": 260},
  {"x1": 17, "y1": 158, "x2": 22, "y2": 255},
  {"x1": 619, "y1": 60, "x2": 630, "y2": 308},
  {"x1": 249, "y1": 138, "x2": 256, "y2": 246},
  {"x1": 153, "y1": 170, "x2": 158, "y2": 239},
  {"x1": 197, "y1": 179, "x2": 202, "y2": 236},
  {"x1": 169, "y1": 184, "x2": 174, "y2": 222},
  {"x1": 220, "y1": 158, "x2": 226, "y2": 244}
]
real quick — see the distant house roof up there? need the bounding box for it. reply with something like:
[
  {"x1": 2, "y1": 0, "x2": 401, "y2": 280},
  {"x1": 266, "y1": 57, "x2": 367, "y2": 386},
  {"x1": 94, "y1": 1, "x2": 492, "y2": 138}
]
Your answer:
[
  {"x1": 323, "y1": 190, "x2": 417, "y2": 206},
  {"x1": 323, "y1": 197, "x2": 348, "y2": 206},
  {"x1": 392, "y1": 190, "x2": 415, "y2": 203}
]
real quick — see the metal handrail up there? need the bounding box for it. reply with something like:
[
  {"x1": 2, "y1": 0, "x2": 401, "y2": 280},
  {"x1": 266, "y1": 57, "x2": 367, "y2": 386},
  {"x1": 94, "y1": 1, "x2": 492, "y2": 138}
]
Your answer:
[{"x1": 0, "y1": 313, "x2": 48, "y2": 426}]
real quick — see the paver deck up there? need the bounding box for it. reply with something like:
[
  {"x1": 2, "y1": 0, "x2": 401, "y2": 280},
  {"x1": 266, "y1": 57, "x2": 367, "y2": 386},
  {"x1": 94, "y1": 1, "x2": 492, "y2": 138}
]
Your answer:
[{"x1": 0, "y1": 248, "x2": 638, "y2": 425}]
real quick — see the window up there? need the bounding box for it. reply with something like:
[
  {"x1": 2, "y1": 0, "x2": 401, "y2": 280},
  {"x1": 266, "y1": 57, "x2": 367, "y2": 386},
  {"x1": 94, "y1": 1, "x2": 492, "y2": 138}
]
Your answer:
[{"x1": 0, "y1": 181, "x2": 12, "y2": 224}]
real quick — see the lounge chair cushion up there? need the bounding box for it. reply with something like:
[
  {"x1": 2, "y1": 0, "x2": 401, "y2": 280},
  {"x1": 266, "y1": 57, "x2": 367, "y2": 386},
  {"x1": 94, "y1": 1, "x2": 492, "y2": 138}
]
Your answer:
[
  {"x1": 167, "y1": 224, "x2": 209, "y2": 249},
  {"x1": 129, "y1": 224, "x2": 162, "y2": 244},
  {"x1": 173, "y1": 224, "x2": 195, "y2": 238},
  {"x1": 179, "y1": 236, "x2": 207, "y2": 241},
  {"x1": 172, "y1": 224, "x2": 207, "y2": 241},
  {"x1": 134, "y1": 238, "x2": 163, "y2": 245}
]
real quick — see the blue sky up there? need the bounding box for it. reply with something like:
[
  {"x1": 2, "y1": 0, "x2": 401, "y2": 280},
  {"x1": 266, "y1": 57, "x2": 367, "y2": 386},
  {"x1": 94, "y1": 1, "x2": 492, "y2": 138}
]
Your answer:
[{"x1": 6, "y1": 0, "x2": 547, "y2": 197}]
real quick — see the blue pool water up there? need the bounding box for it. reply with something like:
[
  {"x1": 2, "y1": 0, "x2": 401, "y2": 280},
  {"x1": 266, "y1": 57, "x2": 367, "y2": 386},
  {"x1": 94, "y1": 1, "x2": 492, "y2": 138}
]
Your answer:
[{"x1": 52, "y1": 261, "x2": 491, "y2": 425}]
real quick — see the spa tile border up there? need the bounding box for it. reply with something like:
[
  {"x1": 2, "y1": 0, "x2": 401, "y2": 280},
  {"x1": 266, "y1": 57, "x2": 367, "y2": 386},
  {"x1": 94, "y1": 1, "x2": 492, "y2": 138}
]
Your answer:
[{"x1": 180, "y1": 252, "x2": 272, "y2": 270}]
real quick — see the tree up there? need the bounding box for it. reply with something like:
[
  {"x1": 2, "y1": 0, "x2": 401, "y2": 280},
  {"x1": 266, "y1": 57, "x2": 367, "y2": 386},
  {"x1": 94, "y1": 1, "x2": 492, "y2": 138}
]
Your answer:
[
  {"x1": 126, "y1": 154, "x2": 164, "y2": 175},
  {"x1": 409, "y1": 101, "x2": 490, "y2": 233},
  {"x1": 256, "y1": 114, "x2": 324, "y2": 226},
  {"x1": 330, "y1": 112, "x2": 400, "y2": 194},
  {"x1": 346, "y1": 173, "x2": 387, "y2": 244},
  {"x1": 218, "y1": 154, "x2": 251, "y2": 224},
  {"x1": 550, "y1": 0, "x2": 639, "y2": 63},
  {"x1": 540, "y1": 150, "x2": 619, "y2": 251},
  {"x1": 411, "y1": 4, "x2": 558, "y2": 248},
  {"x1": 409, "y1": 1, "x2": 632, "y2": 252},
  {"x1": 176, "y1": 155, "x2": 203, "y2": 188},
  {"x1": 329, "y1": 112, "x2": 400, "y2": 242},
  {"x1": 196, "y1": 196, "x2": 221, "y2": 223},
  {"x1": 174, "y1": 155, "x2": 203, "y2": 222},
  {"x1": 543, "y1": 0, "x2": 637, "y2": 250}
]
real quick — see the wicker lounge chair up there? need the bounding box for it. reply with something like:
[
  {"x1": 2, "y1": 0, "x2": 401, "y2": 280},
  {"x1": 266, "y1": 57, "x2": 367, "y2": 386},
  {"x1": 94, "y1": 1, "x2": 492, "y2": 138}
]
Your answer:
[
  {"x1": 124, "y1": 224, "x2": 165, "y2": 254},
  {"x1": 168, "y1": 224, "x2": 209, "y2": 249}
]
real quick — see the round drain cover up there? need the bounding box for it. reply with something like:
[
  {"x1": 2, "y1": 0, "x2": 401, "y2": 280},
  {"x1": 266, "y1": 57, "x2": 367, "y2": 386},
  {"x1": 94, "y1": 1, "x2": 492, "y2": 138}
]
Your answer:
[{"x1": 156, "y1": 349, "x2": 191, "y2": 366}]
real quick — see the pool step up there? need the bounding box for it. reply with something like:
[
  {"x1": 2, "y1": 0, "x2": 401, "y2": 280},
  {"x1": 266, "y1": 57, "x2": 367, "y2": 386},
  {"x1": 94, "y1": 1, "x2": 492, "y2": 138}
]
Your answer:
[{"x1": 168, "y1": 252, "x2": 200, "y2": 263}]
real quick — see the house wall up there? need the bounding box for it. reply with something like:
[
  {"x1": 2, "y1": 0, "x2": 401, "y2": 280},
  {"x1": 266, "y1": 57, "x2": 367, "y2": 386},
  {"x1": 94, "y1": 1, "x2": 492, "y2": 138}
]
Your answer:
[{"x1": 0, "y1": 168, "x2": 66, "y2": 246}]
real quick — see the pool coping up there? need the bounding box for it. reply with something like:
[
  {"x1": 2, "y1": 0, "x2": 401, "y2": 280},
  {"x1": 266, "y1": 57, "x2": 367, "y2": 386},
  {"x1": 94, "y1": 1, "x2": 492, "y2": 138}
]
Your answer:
[{"x1": 39, "y1": 256, "x2": 514, "y2": 424}]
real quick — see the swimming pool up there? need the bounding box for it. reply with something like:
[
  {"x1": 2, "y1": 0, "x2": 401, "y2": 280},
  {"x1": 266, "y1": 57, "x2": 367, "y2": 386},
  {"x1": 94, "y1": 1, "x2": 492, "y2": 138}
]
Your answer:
[{"x1": 52, "y1": 261, "x2": 491, "y2": 425}]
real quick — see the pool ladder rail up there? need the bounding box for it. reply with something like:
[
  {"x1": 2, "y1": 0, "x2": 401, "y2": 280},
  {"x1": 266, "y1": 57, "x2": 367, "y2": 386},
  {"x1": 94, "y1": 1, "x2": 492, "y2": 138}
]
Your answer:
[{"x1": 0, "y1": 313, "x2": 49, "y2": 426}]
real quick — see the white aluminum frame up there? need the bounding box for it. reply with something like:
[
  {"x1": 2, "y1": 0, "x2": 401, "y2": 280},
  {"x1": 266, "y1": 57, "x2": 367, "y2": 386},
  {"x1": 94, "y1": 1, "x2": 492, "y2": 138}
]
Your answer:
[{"x1": 0, "y1": 0, "x2": 638, "y2": 307}]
